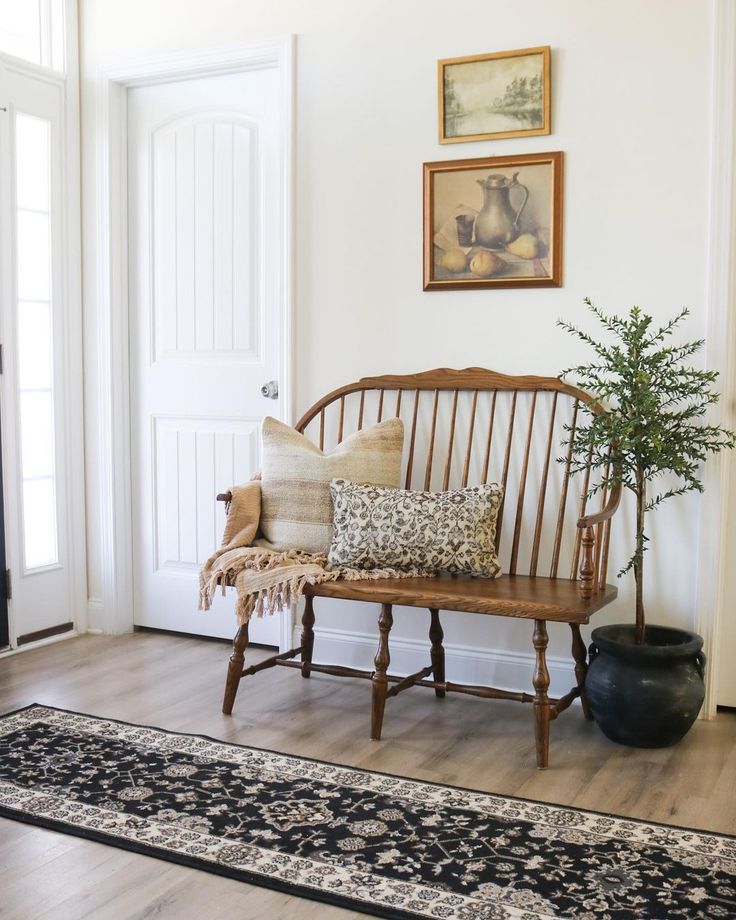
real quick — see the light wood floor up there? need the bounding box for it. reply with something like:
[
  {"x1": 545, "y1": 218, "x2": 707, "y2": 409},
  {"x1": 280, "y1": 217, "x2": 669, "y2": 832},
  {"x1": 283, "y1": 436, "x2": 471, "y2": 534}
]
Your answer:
[{"x1": 1, "y1": 632, "x2": 734, "y2": 919}]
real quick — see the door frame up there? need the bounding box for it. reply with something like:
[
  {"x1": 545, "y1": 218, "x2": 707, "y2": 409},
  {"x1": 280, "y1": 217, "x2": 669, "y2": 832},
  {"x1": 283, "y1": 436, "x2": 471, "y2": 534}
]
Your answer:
[
  {"x1": 91, "y1": 37, "x2": 295, "y2": 645},
  {"x1": 695, "y1": 0, "x2": 736, "y2": 718}
]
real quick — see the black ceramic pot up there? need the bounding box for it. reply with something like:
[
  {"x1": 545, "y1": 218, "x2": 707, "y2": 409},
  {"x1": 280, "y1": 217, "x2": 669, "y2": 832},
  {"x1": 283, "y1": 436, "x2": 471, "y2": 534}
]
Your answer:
[{"x1": 585, "y1": 624, "x2": 706, "y2": 748}]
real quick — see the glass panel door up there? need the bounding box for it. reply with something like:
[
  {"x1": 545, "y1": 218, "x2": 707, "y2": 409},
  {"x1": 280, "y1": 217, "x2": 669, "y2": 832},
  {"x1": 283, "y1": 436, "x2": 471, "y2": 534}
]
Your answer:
[{"x1": 0, "y1": 53, "x2": 81, "y2": 645}]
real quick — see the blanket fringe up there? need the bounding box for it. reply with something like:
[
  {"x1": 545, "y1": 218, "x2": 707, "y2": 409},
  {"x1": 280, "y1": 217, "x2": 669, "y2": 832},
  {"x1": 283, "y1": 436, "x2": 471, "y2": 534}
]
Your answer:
[
  {"x1": 199, "y1": 546, "x2": 435, "y2": 626},
  {"x1": 199, "y1": 548, "x2": 327, "y2": 614},
  {"x1": 232, "y1": 563, "x2": 433, "y2": 625},
  {"x1": 235, "y1": 568, "x2": 337, "y2": 624}
]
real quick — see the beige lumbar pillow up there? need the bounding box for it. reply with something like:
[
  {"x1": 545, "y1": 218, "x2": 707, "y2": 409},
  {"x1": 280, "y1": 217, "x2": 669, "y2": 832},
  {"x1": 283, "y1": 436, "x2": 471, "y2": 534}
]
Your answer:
[
  {"x1": 259, "y1": 417, "x2": 404, "y2": 554},
  {"x1": 328, "y1": 479, "x2": 504, "y2": 577}
]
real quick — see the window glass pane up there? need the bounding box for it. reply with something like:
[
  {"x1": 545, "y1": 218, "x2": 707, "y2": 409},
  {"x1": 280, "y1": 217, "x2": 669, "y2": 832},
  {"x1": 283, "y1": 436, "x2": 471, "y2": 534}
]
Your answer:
[
  {"x1": 0, "y1": 0, "x2": 42, "y2": 65},
  {"x1": 15, "y1": 110, "x2": 58, "y2": 569},
  {"x1": 49, "y1": 0, "x2": 64, "y2": 71},
  {"x1": 18, "y1": 301, "x2": 53, "y2": 390},
  {"x1": 16, "y1": 210, "x2": 51, "y2": 301},
  {"x1": 20, "y1": 391, "x2": 55, "y2": 479},
  {"x1": 16, "y1": 114, "x2": 50, "y2": 212},
  {"x1": 23, "y1": 478, "x2": 58, "y2": 569},
  {"x1": 0, "y1": 0, "x2": 64, "y2": 71}
]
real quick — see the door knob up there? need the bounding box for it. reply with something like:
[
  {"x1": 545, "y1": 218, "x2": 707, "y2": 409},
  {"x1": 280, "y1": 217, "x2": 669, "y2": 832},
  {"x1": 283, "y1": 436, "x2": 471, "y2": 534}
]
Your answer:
[{"x1": 261, "y1": 380, "x2": 279, "y2": 399}]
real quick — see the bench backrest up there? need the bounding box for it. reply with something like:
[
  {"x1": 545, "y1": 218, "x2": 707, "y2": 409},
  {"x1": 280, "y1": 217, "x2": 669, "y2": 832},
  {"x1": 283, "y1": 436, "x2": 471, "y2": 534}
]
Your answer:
[{"x1": 295, "y1": 367, "x2": 614, "y2": 590}]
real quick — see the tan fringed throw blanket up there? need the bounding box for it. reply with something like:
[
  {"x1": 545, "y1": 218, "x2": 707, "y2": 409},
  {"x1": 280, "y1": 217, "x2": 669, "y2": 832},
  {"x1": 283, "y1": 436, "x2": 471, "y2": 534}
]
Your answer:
[{"x1": 199, "y1": 480, "x2": 431, "y2": 624}]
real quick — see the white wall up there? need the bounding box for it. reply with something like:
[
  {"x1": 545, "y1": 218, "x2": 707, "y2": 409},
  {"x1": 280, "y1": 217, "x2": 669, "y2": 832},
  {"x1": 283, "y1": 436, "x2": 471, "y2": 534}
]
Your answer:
[{"x1": 80, "y1": 1, "x2": 717, "y2": 691}]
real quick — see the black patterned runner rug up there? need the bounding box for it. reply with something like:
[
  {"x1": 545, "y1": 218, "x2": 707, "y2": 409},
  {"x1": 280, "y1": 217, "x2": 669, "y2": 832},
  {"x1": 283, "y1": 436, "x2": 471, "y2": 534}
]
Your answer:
[{"x1": 0, "y1": 706, "x2": 734, "y2": 920}]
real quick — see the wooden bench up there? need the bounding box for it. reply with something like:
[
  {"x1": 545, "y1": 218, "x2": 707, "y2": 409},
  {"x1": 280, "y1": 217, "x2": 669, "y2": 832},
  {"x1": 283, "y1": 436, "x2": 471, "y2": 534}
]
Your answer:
[{"x1": 218, "y1": 368, "x2": 621, "y2": 768}]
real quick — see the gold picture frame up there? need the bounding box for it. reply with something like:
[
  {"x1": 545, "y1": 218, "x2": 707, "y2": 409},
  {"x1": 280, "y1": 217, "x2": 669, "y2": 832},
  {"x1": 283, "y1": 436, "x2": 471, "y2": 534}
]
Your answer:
[
  {"x1": 438, "y1": 46, "x2": 551, "y2": 144},
  {"x1": 423, "y1": 151, "x2": 564, "y2": 291}
]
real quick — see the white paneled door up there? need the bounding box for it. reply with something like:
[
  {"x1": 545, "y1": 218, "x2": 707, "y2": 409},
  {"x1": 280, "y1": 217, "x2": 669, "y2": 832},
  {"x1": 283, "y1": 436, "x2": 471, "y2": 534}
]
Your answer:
[{"x1": 128, "y1": 68, "x2": 288, "y2": 644}]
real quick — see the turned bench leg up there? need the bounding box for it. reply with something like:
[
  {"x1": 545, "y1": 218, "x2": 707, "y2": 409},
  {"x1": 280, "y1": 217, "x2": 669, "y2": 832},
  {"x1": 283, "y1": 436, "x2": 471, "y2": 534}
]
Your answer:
[
  {"x1": 570, "y1": 623, "x2": 593, "y2": 720},
  {"x1": 429, "y1": 608, "x2": 445, "y2": 698},
  {"x1": 532, "y1": 619, "x2": 551, "y2": 769},
  {"x1": 371, "y1": 603, "x2": 393, "y2": 740},
  {"x1": 222, "y1": 622, "x2": 249, "y2": 715},
  {"x1": 301, "y1": 596, "x2": 315, "y2": 678}
]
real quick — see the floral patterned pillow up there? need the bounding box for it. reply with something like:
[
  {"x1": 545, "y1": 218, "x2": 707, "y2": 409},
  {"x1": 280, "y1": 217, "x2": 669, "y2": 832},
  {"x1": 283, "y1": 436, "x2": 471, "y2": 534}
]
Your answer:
[{"x1": 328, "y1": 479, "x2": 503, "y2": 577}]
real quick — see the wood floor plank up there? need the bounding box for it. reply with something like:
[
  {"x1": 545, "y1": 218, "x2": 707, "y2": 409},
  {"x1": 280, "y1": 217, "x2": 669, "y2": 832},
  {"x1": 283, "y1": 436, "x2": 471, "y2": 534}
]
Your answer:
[{"x1": 0, "y1": 631, "x2": 734, "y2": 919}]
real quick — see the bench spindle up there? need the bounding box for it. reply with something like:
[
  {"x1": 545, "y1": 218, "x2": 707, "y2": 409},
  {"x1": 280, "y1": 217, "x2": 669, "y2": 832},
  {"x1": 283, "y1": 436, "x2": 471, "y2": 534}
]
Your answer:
[
  {"x1": 481, "y1": 391, "x2": 497, "y2": 483},
  {"x1": 510, "y1": 391, "x2": 537, "y2": 576},
  {"x1": 601, "y1": 516, "x2": 613, "y2": 589},
  {"x1": 462, "y1": 390, "x2": 479, "y2": 487},
  {"x1": 495, "y1": 391, "x2": 518, "y2": 552},
  {"x1": 337, "y1": 396, "x2": 345, "y2": 443},
  {"x1": 423, "y1": 389, "x2": 440, "y2": 490},
  {"x1": 404, "y1": 389, "x2": 420, "y2": 489},
  {"x1": 442, "y1": 389, "x2": 459, "y2": 491},
  {"x1": 593, "y1": 457, "x2": 611, "y2": 589},
  {"x1": 571, "y1": 443, "x2": 594, "y2": 581},
  {"x1": 530, "y1": 392, "x2": 558, "y2": 576},
  {"x1": 550, "y1": 398, "x2": 578, "y2": 578}
]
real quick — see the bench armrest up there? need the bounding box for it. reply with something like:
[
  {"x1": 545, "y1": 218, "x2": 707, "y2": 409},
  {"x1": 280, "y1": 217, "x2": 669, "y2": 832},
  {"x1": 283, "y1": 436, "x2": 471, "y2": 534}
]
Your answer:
[
  {"x1": 576, "y1": 474, "x2": 622, "y2": 599},
  {"x1": 576, "y1": 479, "x2": 622, "y2": 529}
]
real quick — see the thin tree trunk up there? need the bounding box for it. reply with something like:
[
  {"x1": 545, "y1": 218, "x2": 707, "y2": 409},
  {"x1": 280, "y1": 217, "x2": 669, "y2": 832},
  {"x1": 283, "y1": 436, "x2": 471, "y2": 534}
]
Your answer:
[{"x1": 634, "y1": 474, "x2": 646, "y2": 645}]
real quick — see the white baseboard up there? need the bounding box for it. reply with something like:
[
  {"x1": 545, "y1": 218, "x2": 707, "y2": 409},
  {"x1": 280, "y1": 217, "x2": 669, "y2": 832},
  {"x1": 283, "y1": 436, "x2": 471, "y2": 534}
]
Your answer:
[
  {"x1": 0, "y1": 629, "x2": 80, "y2": 659},
  {"x1": 294, "y1": 625, "x2": 578, "y2": 699},
  {"x1": 86, "y1": 598, "x2": 104, "y2": 634}
]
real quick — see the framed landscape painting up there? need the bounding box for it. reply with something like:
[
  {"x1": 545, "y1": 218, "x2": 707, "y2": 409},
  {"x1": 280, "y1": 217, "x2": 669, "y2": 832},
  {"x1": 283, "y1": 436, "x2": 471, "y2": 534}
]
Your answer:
[
  {"x1": 423, "y1": 151, "x2": 563, "y2": 291},
  {"x1": 438, "y1": 46, "x2": 551, "y2": 143}
]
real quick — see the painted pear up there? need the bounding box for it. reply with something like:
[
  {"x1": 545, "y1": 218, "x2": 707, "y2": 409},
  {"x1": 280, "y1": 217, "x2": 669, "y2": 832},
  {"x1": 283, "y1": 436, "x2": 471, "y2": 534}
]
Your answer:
[
  {"x1": 505, "y1": 233, "x2": 539, "y2": 260},
  {"x1": 469, "y1": 249, "x2": 505, "y2": 278},
  {"x1": 440, "y1": 248, "x2": 468, "y2": 273}
]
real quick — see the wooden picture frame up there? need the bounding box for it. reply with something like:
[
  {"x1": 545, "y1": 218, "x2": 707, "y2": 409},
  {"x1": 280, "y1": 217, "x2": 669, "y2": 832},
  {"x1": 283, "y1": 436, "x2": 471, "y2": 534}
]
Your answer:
[
  {"x1": 423, "y1": 151, "x2": 563, "y2": 291},
  {"x1": 438, "y1": 46, "x2": 551, "y2": 144}
]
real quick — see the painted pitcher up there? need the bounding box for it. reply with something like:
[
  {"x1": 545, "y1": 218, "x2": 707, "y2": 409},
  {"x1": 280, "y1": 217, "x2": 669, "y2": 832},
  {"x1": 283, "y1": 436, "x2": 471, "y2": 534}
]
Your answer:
[{"x1": 474, "y1": 172, "x2": 529, "y2": 249}]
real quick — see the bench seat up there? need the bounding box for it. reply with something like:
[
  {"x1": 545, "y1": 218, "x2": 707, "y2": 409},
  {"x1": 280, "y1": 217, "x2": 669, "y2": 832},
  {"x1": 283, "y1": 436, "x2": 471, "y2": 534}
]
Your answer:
[{"x1": 305, "y1": 574, "x2": 617, "y2": 623}]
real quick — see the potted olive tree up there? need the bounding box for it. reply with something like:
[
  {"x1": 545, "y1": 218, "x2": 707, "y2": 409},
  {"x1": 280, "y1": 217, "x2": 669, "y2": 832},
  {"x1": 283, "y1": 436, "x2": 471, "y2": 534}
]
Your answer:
[{"x1": 559, "y1": 301, "x2": 735, "y2": 747}]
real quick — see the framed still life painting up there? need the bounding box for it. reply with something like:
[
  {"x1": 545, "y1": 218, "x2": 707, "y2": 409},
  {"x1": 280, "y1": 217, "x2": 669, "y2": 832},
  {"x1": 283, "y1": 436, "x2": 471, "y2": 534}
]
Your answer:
[
  {"x1": 438, "y1": 46, "x2": 551, "y2": 144},
  {"x1": 423, "y1": 151, "x2": 564, "y2": 291}
]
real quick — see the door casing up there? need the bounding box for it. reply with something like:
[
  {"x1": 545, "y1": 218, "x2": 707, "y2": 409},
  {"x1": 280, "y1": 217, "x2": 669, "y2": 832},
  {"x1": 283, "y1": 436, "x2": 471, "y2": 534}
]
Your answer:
[
  {"x1": 694, "y1": 1, "x2": 736, "y2": 716},
  {"x1": 90, "y1": 38, "x2": 294, "y2": 647}
]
